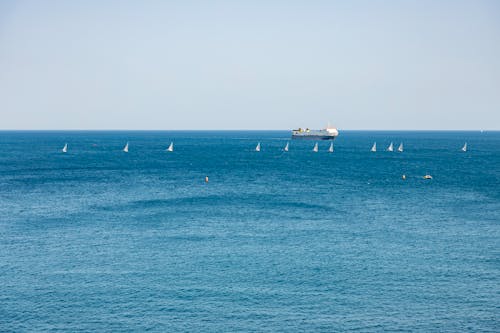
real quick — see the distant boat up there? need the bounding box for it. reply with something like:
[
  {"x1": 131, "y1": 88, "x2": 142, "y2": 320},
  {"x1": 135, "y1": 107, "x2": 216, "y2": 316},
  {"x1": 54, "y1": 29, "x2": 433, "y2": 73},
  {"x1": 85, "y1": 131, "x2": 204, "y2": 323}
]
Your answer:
[
  {"x1": 283, "y1": 142, "x2": 289, "y2": 152},
  {"x1": 167, "y1": 142, "x2": 174, "y2": 152},
  {"x1": 397, "y1": 143, "x2": 403, "y2": 152},
  {"x1": 292, "y1": 125, "x2": 339, "y2": 140},
  {"x1": 387, "y1": 142, "x2": 394, "y2": 152},
  {"x1": 255, "y1": 142, "x2": 261, "y2": 152},
  {"x1": 371, "y1": 142, "x2": 377, "y2": 152},
  {"x1": 123, "y1": 142, "x2": 129, "y2": 153},
  {"x1": 423, "y1": 174, "x2": 432, "y2": 180},
  {"x1": 328, "y1": 142, "x2": 334, "y2": 153},
  {"x1": 461, "y1": 143, "x2": 467, "y2": 152},
  {"x1": 62, "y1": 143, "x2": 68, "y2": 153},
  {"x1": 312, "y1": 142, "x2": 318, "y2": 152}
]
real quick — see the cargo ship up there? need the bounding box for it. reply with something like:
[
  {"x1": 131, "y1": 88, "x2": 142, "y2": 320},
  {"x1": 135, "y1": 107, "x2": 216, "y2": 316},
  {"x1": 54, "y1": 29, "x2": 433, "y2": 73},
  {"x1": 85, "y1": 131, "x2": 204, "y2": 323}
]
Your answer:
[{"x1": 292, "y1": 125, "x2": 339, "y2": 140}]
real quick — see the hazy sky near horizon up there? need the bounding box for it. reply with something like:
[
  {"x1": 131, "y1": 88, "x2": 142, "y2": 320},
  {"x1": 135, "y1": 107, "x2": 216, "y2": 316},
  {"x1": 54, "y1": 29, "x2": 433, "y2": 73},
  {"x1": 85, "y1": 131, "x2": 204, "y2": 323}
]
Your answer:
[{"x1": 1, "y1": 0, "x2": 499, "y2": 130}]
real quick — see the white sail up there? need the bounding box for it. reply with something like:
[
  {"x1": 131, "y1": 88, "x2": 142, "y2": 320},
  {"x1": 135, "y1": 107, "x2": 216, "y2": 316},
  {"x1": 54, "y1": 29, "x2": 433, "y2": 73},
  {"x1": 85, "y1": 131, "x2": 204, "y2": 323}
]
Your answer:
[
  {"x1": 461, "y1": 142, "x2": 467, "y2": 152},
  {"x1": 371, "y1": 142, "x2": 377, "y2": 152},
  {"x1": 397, "y1": 143, "x2": 403, "y2": 152},
  {"x1": 284, "y1": 142, "x2": 289, "y2": 152},
  {"x1": 255, "y1": 142, "x2": 261, "y2": 152},
  {"x1": 167, "y1": 142, "x2": 174, "y2": 152},
  {"x1": 62, "y1": 143, "x2": 68, "y2": 153},
  {"x1": 328, "y1": 142, "x2": 334, "y2": 153},
  {"x1": 313, "y1": 142, "x2": 318, "y2": 152},
  {"x1": 387, "y1": 142, "x2": 394, "y2": 152},
  {"x1": 123, "y1": 142, "x2": 129, "y2": 153}
]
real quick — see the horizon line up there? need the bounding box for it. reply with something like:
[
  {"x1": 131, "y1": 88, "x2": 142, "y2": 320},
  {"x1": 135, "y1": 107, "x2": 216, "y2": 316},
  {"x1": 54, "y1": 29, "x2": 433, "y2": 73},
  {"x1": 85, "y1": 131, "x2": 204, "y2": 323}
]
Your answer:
[{"x1": 0, "y1": 129, "x2": 496, "y2": 132}]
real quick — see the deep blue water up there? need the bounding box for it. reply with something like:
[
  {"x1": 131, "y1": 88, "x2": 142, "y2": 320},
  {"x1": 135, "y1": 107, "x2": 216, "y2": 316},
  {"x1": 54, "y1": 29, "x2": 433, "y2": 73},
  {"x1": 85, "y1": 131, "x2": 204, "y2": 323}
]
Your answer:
[{"x1": 0, "y1": 130, "x2": 499, "y2": 332}]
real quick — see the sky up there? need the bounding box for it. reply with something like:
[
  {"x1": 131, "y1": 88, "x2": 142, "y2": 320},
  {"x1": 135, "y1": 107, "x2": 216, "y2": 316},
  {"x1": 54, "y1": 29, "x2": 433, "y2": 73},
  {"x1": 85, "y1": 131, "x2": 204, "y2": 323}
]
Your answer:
[{"x1": 0, "y1": 0, "x2": 499, "y2": 130}]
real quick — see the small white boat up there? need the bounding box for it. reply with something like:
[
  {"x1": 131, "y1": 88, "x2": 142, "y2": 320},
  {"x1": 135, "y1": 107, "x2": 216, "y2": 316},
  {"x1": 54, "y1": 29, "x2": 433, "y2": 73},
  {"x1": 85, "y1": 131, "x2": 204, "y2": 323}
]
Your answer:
[
  {"x1": 312, "y1": 142, "x2": 318, "y2": 152},
  {"x1": 461, "y1": 143, "x2": 467, "y2": 152},
  {"x1": 397, "y1": 143, "x2": 403, "y2": 152},
  {"x1": 284, "y1": 142, "x2": 289, "y2": 152},
  {"x1": 167, "y1": 142, "x2": 174, "y2": 152},
  {"x1": 62, "y1": 143, "x2": 68, "y2": 153},
  {"x1": 255, "y1": 142, "x2": 261, "y2": 152},
  {"x1": 328, "y1": 142, "x2": 334, "y2": 153},
  {"x1": 423, "y1": 174, "x2": 432, "y2": 180},
  {"x1": 123, "y1": 142, "x2": 129, "y2": 153},
  {"x1": 371, "y1": 142, "x2": 377, "y2": 152},
  {"x1": 387, "y1": 142, "x2": 394, "y2": 152}
]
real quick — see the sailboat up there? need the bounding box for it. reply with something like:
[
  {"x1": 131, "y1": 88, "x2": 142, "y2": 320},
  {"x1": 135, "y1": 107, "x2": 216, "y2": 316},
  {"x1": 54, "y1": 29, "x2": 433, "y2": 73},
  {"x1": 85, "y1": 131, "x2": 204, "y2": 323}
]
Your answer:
[
  {"x1": 387, "y1": 142, "x2": 394, "y2": 152},
  {"x1": 167, "y1": 142, "x2": 174, "y2": 152},
  {"x1": 312, "y1": 142, "x2": 318, "y2": 152},
  {"x1": 461, "y1": 143, "x2": 467, "y2": 152},
  {"x1": 255, "y1": 142, "x2": 261, "y2": 152},
  {"x1": 371, "y1": 142, "x2": 377, "y2": 152},
  {"x1": 62, "y1": 143, "x2": 68, "y2": 153},
  {"x1": 123, "y1": 142, "x2": 129, "y2": 153},
  {"x1": 328, "y1": 142, "x2": 334, "y2": 153},
  {"x1": 397, "y1": 143, "x2": 403, "y2": 152},
  {"x1": 283, "y1": 142, "x2": 289, "y2": 152}
]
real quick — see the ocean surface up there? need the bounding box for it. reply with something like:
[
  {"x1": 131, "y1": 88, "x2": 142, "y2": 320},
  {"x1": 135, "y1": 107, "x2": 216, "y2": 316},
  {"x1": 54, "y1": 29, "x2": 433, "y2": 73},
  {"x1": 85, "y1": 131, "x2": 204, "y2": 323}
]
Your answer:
[{"x1": 0, "y1": 130, "x2": 499, "y2": 332}]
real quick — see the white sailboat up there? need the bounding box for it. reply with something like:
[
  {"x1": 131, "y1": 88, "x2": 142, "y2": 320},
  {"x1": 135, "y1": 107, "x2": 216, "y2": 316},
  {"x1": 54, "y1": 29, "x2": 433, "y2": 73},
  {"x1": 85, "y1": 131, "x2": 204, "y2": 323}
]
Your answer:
[
  {"x1": 312, "y1": 142, "x2": 318, "y2": 152},
  {"x1": 123, "y1": 142, "x2": 129, "y2": 153},
  {"x1": 371, "y1": 142, "x2": 377, "y2": 152},
  {"x1": 167, "y1": 142, "x2": 174, "y2": 152},
  {"x1": 255, "y1": 142, "x2": 261, "y2": 152},
  {"x1": 461, "y1": 142, "x2": 467, "y2": 152},
  {"x1": 283, "y1": 142, "x2": 289, "y2": 152},
  {"x1": 397, "y1": 143, "x2": 403, "y2": 152},
  {"x1": 328, "y1": 142, "x2": 334, "y2": 153},
  {"x1": 387, "y1": 142, "x2": 394, "y2": 152},
  {"x1": 62, "y1": 143, "x2": 68, "y2": 153}
]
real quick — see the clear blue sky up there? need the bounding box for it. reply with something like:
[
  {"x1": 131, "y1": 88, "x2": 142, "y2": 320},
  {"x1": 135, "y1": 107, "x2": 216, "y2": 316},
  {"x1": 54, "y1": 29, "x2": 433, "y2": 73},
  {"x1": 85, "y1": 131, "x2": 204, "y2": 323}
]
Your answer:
[{"x1": 1, "y1": 0, "x2": 499, "y2": 130}]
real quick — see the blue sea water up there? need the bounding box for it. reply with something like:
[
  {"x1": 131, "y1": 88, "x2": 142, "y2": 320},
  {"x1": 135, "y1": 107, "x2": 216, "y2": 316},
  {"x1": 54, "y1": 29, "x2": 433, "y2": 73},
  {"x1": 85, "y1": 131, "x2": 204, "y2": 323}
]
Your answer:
[{"x1": 0, "y1": 130, "x2": 499, "y2": 332}]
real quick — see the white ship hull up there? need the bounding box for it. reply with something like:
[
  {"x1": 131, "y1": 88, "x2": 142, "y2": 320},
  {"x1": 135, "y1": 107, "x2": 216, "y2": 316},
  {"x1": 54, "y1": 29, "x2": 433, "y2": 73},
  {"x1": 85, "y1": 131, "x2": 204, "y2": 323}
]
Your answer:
[{"x1": 292, "y1": 128, "x2": 338, "y2": 140}]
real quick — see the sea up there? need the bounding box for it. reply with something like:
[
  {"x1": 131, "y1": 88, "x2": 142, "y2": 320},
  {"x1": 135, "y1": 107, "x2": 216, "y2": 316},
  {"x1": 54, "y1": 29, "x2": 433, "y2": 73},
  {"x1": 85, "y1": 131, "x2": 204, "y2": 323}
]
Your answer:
[{"x1": 0, "y1": 130, "x2": 499, "y2": 332}]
